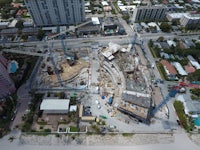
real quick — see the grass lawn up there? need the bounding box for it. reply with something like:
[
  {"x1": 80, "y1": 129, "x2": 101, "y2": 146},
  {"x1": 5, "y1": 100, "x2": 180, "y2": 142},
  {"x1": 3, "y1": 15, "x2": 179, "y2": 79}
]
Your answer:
[
  {"x1": 156, "y1": 62, "x2": 166, "y2": 80},
  {"x1": 69, "y1": 126, "x2": 78, "y2": 132},
  {"x1": 173, "y1": 101, "x2": 190, "y2": 132}
]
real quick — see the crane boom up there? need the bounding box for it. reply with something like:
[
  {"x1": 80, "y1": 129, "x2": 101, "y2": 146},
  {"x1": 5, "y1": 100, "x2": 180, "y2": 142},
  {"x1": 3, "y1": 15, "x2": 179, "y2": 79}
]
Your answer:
[
  {"x1": 151, "y1": 88, "x2": 178, "y2": 116},
  {"x1": 61, "y1": 40, "x2": 67, "y2": 58},
  {"x1": 130, "y1": 33, "x2": 137, "y2": 53},
  {"x1": 48, "y1": 20, "x2": 92, "y2": 40},
  {"x1": 49, "y1": 43, "x2": 63, "y2": 87}
]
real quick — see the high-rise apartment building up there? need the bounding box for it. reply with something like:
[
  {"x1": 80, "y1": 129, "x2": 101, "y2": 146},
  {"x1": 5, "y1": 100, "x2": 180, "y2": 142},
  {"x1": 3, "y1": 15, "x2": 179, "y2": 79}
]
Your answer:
[
  {"x1": 0, "y1": 54, "x2": 16, "y2": 99},
  {"x1": 24, "y1": 0, "x2": 85, "y2": 27},
  {"x1": 132, "y1": 5, "x2": 168, "y2": 22},
  {"x1": 180, "y1": 13, "x2": 200, "y2": 29}
]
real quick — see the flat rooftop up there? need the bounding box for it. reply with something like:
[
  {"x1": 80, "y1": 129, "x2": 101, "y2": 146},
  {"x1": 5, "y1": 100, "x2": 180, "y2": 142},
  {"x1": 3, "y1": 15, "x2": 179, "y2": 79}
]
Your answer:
[
  {"x1": 122, "y1": 90, "x2": 151, "y2": 108},
  {"x1": 167, "y1": 13, "x2": 188, "y2": 19},
  {"x1": 40, "y1": 99, "x2": 70, "y2": 110}
]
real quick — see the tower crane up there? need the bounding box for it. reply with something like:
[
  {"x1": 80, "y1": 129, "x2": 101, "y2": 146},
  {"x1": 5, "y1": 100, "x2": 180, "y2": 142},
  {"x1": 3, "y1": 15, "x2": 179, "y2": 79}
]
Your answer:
[
  {"x1": 130, "y1": 33, "x2": 138, "y2": 54},
  {"x1": 61, "y1": 40, "x2": 67, "y2": 59},
  {"x1": 151, "y1": 86, "x2": 179, "y2": 116},
  {"x1": 49, "y1": 42, "x2": 63, "y2": 87},
  {"x1": 61, "y1": 40, "x2": 75, "y2": 65},
  {"x1": 47, "y1": 20, "x2": 92, "y2": 87}
]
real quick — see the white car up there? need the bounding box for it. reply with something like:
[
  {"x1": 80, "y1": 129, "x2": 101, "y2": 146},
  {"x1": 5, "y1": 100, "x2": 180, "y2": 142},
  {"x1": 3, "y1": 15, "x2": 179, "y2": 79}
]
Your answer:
[
  {"x1": 97, "y1": 105, "x2": 101, "y2": 109},
  {"x1": 95, "y1": 100, "x2": 100, "y2": 104}
]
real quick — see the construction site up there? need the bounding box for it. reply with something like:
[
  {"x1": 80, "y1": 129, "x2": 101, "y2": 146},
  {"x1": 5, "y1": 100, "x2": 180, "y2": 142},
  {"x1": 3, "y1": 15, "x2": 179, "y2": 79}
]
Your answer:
[
  {"x1": 32, "y1": 42, "x2": 90, "y2": 90},
  {"x1": 28, "y1": 34, "x2": 176, "y2": 131},
  {"x1": 97, "y1": 41, "x2": 155, "y2": 124},
  {"x1": 4, "y1": 22, "x2": 184, "y2": 132}
]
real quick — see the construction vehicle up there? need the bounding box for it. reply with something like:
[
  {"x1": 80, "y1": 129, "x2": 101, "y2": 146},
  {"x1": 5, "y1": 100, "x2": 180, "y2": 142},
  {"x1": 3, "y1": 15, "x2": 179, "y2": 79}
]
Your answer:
[
  {"x1": 61, "y1": 40, "x2": 75, "y2": 66},
  {"x1": 100, "y1": 115, "x2": 107, "y2": 119}
]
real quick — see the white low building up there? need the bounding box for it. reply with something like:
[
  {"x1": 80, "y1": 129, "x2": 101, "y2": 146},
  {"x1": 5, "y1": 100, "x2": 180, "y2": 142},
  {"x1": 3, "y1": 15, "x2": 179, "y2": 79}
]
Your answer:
[
  {"x1": 132, "y1": 0, "x2": 141, "y2": 4},
  {"x1": 187, "y1": 55, "x2": 200, "y2": 70},
  {"x1": 102, "y1": 1, "x2": 109, "y2": 6},
  {"x1": 91, "y1": 17, "x2": 100, "y2": 25},
  {"x1": 177, "y1": 95, "x2": 200, "y2": 118},
  {"x1": 166, "y1": 13, "x2": 188, "y2": 22},
  {"x1": 40, "y1": 99, "x2": 70, "y2": 114},
  {"x1": 167, "y1": 40, "x2": 176, "y2": 47},
  {"x1": 147, "y1": 22, "x2": 161, "y2": 31},
  {"x1": 8, "y1": 19, "x2": 18, "y2": 28},
  {"x1": 117, "y1": 1, "x2": 124, "y2": 6},
  {"x1": 118, "y1": 5, "x2": 136, "y2": 12},
  {"x1": 0, "y1": 22, "x2": 9, "y2": 29},
  {"x1": 85, "y1": 1, "x2": 90, "y2": 6},
  {"x1": 172, "y1": 62, "x2": 187, "y2": 76}
]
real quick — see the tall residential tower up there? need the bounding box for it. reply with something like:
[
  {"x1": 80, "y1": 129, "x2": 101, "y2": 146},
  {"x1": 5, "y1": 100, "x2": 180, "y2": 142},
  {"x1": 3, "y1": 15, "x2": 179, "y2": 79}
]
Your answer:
[
  {"x1": 24, "y1": 0, "x2": 85, "y2": 26},
  {"x1": 132, "y1": 5, "x2": 167, "y2": 22},
  {"x1": 0, "y1": 54, "x2": 16, "y2": 99},
  {"x1": 180, "y1": 13, "x2": 200, "y2": 29}
]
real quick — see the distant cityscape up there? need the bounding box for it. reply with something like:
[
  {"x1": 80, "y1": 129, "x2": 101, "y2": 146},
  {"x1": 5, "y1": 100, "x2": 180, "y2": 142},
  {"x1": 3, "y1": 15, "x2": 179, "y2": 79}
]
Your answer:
[{"x1": 0, "y1": 0, "x2": 200, "y2": 148}]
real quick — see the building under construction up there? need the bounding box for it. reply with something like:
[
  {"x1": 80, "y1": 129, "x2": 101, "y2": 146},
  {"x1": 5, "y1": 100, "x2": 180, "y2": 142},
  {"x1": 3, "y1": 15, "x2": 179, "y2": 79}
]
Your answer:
[
  {"x1": 100, "y1": 42, "x2": 154, "y2": 124},
  {"x1": 118, "y1": 90, "x2": 153, "y2": 124}
]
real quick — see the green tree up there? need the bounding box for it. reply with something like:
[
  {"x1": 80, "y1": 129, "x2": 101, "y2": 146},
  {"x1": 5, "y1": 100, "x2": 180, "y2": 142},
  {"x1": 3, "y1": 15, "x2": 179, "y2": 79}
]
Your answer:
[
  {"x1": 1, "y1": 12, "x2": 9, "y2": 19},
  {"x1": 21, "y1": 35, "x2": 28, "y2": 41},
  {"x1": 15, "y1": 20, "x2": 24, "y2": 29},
  {"x1": 160, "y1": 22, "x2": 172, "y2": 32},
  {"x1": 0, "y1": 0, "x2": 12, "y2": 6},
  {"x1": 179, "y1": 58, "x2": 188, "y2": 66},
  {"x1": 37, "y1": 29, "x2": 45, "y2": 40},
  {"x1": 148, "y1": 39, "x2": 153, "y2": 47},
  {"x1": 172, "y1": 20, "x2": 179, "y2": 26},
  {"x1": 190, "y1": 89, "x2": 200, "y2": 97},
  {"x1": 187, "y1": 70, "x2": 200, "y2": 82},
  {"x1": 174, "y1": 101, "x2": 189, "y2": 131},
  {"x1": 59, "y1": 92, "x2": 65, "y2": 99},
  {"x1": 173, "y1": 38, "x2": 178, "y2": 42},
  {"x1": 157, "y1": 36, "x2": 164, "y2": 42}
]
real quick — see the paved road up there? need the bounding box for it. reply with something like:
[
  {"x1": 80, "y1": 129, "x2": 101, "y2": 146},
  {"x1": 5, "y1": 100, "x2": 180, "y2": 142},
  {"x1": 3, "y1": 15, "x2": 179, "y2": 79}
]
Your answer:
[
  {"x1": 3, "y1": 49, "x2": 45, "y2": 57},
  {"x1": 2, "y1": 35, "x2": 134, "y2": 50},
  {"x1": 137, "y1": 32, "x2": 183, "y2": 130},
  {"x1": 139, "y1": 32, "x2": 200, "y2": 41},
  {"x1": 10, "y1": 83, "x2": 32, "y2": 130}
]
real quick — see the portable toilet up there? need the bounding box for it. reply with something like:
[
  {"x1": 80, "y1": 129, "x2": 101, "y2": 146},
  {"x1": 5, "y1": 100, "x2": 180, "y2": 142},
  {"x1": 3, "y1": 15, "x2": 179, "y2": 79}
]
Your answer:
[
  {"x1": 107, "y1": 97, "x2": 113, "y2": 105},
  {"x1": 101, "y1": 95, "x2": 105, "y2": 99}
]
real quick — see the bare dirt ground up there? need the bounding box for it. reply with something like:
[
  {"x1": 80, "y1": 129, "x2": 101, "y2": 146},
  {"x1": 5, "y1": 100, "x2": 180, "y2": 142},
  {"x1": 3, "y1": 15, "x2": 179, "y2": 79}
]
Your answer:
[
  {"x1": 53, "y1": 59, "x2": 89, "y2": 82},
  {"x1": 19, "y1": 133, "x2": 174, "y2": 146}
]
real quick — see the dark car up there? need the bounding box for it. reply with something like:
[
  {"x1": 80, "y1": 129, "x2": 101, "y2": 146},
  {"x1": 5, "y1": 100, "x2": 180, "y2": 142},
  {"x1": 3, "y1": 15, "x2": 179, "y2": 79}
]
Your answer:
[{"x1": 177, "y1": 120, "x2": 181, "y2": 125}]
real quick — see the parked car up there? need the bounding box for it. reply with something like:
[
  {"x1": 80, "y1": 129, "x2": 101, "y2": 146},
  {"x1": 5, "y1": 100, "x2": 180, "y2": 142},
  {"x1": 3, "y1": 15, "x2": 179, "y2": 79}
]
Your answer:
[{"x1": 97, "y1": 105, "x2": 101, "y2": 109}]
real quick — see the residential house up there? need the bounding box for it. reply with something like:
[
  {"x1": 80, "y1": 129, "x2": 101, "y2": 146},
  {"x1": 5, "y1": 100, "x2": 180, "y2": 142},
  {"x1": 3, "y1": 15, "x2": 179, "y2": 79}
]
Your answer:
[{"x1": 161, "y1": 60, "x2": 178, "y2": 80}]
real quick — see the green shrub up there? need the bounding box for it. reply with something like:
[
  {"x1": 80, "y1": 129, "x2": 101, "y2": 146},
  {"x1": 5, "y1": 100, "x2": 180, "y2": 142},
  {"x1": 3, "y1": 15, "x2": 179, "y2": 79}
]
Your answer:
[
  {"x1": 44, "y1": 129, "x2": 51, "y2": 132},
  {"x1": 122, "y1": 133, "x2": 133, "y2": 137},
  {"x1": 173, "y1": 101, "x2": 189, "y2": 132}
]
